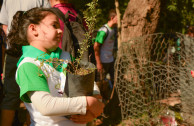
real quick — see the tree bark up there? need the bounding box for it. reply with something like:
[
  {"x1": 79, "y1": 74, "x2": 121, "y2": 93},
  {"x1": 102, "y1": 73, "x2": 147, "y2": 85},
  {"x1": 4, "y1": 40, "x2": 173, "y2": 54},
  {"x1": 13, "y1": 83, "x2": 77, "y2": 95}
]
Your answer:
[
  {"x1": 121, "y1": 0, "x2": 161, "y2": 42},
  {"x1": 115, "y1": 0, "x2": 121, "y2": 48}
]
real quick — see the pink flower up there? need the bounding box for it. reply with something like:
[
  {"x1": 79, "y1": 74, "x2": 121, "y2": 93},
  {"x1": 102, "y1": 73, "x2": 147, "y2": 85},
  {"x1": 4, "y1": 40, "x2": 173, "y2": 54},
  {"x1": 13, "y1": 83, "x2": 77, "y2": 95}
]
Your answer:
[
  {"x1": 160, "y1": 116, "x2": 177, "y2": 126},
  {"x1": 191, "y1": 70, "x2": 194, "y2": 78}
]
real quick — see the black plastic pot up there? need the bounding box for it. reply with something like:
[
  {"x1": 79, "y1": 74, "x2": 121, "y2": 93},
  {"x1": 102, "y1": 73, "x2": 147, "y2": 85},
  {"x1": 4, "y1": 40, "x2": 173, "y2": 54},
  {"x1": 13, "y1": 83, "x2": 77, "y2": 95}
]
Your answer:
[{"x1": 66, "y1": 61, "x2": 96, "y2": 97}]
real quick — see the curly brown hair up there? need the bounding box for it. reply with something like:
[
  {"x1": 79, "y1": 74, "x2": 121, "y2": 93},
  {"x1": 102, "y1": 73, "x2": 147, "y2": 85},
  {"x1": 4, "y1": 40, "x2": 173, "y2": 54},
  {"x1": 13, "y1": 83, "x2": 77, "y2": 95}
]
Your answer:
[{"x1": 6, "y1": 7, "x2": 57, "y2": 57}]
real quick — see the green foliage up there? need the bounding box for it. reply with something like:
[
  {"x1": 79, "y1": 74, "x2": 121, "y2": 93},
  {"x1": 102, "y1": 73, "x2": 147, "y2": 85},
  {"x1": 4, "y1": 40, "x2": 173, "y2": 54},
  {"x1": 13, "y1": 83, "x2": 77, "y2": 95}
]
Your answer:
[
  {"x1": 70, "y1": 0, "x2": 193, "y2": 34},
  {"x1": 69, "y1": 0, "x2": 129, "y2": 29},
  {"x1": 83, "y1": 0, "x2": 100, "y2": 32},
  {"x1": 76, "y1": 0, "x2": 99, "y2": 65},
  {"x1": 158, "y1": 0, "x2": 194, "y2": 33},
  {"x1": 167, "y1": 4, "x2": 177, "y2": 11}
]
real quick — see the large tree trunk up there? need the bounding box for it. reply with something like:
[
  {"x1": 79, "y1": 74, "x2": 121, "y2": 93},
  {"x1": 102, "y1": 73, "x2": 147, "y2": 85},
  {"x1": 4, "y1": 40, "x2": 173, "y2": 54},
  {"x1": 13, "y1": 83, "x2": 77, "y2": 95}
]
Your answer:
[
  {"x1": 117, "y1": 0, "x2": 161, "y2": 90},
  {"x1": 121, "y1": 0, "x2": 161, "y2": 43},
  {"x1": 115, "y1": 1, "x2": 161, "y2": 123}
]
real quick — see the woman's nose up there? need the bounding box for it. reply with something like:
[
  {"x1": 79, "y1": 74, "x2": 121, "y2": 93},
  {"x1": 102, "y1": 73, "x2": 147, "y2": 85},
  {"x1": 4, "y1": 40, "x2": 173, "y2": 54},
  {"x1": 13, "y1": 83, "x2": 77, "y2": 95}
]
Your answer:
[{"x1": 58, "y1": 29, "x2": 63, "y2": 34}]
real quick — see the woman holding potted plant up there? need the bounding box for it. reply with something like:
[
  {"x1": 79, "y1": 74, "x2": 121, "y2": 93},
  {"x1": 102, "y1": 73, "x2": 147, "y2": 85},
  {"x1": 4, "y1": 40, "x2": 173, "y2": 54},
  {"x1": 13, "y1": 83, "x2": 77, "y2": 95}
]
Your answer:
[{"x1": 7, "y1": 7, "x2": 104, "y2": 126}]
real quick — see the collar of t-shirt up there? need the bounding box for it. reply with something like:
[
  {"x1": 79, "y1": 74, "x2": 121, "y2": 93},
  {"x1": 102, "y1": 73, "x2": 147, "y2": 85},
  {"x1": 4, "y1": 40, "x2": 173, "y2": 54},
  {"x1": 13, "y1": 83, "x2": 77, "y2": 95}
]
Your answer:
[{"x1": 17, "y1": 45, "x2": 63, "y2": 71}]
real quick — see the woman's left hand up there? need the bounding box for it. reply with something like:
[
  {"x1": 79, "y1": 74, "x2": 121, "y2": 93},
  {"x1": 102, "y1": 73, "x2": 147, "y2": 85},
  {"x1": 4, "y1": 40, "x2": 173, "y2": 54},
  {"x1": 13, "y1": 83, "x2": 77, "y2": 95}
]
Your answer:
[{"x1": 70, "y1": 110, "x2": 95, "y2": 124}]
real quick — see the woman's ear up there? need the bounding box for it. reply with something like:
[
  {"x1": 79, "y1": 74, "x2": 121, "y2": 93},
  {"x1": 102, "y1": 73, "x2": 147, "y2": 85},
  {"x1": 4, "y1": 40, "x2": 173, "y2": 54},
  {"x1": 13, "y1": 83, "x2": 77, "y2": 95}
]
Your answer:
[{"x1": 28, "y1": 24, "x2": 38, "y2": 36}]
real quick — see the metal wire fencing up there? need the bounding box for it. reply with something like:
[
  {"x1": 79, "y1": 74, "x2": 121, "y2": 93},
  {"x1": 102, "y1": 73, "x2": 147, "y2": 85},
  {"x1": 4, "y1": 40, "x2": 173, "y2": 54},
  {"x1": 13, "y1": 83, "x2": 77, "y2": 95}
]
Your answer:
[{"x1": 115, "y1": 33, "x2": 194, "y2": 125}]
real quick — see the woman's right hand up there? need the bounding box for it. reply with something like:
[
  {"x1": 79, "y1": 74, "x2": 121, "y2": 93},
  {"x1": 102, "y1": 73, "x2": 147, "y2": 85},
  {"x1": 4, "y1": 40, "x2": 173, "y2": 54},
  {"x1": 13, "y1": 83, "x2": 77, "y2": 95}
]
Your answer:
[
  {"x1": 70, "y1": 110, "x2": 95, "y2": 124},
  {"x1": 86, "y1": 96, "x2": 104, "y2": 118}
]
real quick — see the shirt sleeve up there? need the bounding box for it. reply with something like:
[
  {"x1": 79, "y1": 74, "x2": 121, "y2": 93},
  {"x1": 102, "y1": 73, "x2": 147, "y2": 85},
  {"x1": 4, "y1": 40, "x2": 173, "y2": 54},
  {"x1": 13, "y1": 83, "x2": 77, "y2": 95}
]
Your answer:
[
  {"x1": 28, "y1": 91, "x2": 87, "y2": 116},
  {"x1": 0, "y1": 0, "x2": 8, "y2": 25},
  {"x1": 16, "y1": 62, "x2": 50, "y2": 103},
  {"x1": 95, "y1": 31, "x2": 107, "y2": 44}
]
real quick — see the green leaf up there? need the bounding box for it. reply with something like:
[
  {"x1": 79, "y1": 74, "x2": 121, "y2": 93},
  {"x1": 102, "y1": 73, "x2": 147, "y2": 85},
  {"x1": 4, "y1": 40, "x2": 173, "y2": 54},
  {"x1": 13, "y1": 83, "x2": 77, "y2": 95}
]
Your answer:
[{"x1": 167, "y1": 5, "x2": 177, "y2": 11}]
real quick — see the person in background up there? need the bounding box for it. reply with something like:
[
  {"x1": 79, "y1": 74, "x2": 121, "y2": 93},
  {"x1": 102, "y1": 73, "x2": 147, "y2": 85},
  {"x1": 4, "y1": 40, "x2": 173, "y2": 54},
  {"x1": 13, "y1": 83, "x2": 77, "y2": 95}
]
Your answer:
[
  {"x1": 49, "y1": 0, "x2": 87, "y2": 49},
  {"x1": 93, "y1": 9, "x2": 117, "y2": 87},
  {"x1": 8, "y1": 7, "x2": 104, "y2": 125},
  {"x1": 0, "y1": 0, "x2": 50, "y2": 125},
  {"x1": 0, "y1": 0, "x2": 6, "y2": 114}
]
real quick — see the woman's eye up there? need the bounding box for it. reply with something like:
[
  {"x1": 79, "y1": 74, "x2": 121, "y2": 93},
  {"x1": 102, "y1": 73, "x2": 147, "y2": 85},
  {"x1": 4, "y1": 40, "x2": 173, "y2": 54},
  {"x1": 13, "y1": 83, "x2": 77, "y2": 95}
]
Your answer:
[
  {"x1": 52, "y1": 22, "x2": 60, "y2": 29},
  {"x1": 53, "y1": 24, "x2": 57, "y2": 28}
]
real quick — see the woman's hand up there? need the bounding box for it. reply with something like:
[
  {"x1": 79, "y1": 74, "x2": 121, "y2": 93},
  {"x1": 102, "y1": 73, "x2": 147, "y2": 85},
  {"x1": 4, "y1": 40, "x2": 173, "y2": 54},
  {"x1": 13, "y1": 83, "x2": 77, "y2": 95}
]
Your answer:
[
  {"x1": 93, "y1": 94, "x2": 102, "y2": 100},
  {"x1": 70, "y1": 110, "x2": 95, "y2": 124},
  {"x1": 70, "y1": 95, "x2": 104, "y2": 124},
  {"x1": 86, "y1": 96, "x2": 104, "y2": 117}
]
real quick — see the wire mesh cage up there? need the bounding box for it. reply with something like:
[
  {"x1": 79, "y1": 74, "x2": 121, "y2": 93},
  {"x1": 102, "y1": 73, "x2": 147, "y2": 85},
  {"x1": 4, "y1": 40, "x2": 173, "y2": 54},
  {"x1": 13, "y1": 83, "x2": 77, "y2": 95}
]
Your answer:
[{"x1": 115, "y1": 33, "x2": 194, "y2": 125}]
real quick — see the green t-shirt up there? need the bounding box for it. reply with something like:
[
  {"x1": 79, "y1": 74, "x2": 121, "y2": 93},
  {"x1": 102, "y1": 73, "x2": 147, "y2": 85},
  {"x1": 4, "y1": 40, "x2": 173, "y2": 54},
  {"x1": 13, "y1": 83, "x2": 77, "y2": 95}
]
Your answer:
[
  {"x1": 95, "y1": 31, "x2": 107, "y2": 44},
  {"x1": 16, "y1": 63, "x2": 49, "y2": 103},
  {"x1": 16, "y1": 46, "x2": 68, "y2": 103},
  {"x1": 95, "y1": 24, "x2": 112, "y2": 44}
]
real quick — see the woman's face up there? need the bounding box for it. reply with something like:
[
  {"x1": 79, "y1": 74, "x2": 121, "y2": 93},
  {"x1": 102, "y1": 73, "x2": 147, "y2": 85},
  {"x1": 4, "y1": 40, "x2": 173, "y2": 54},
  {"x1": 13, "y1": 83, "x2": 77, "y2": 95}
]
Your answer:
[{"x1": 36, "y1": 12, "x2": 62, "y2": 52}]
